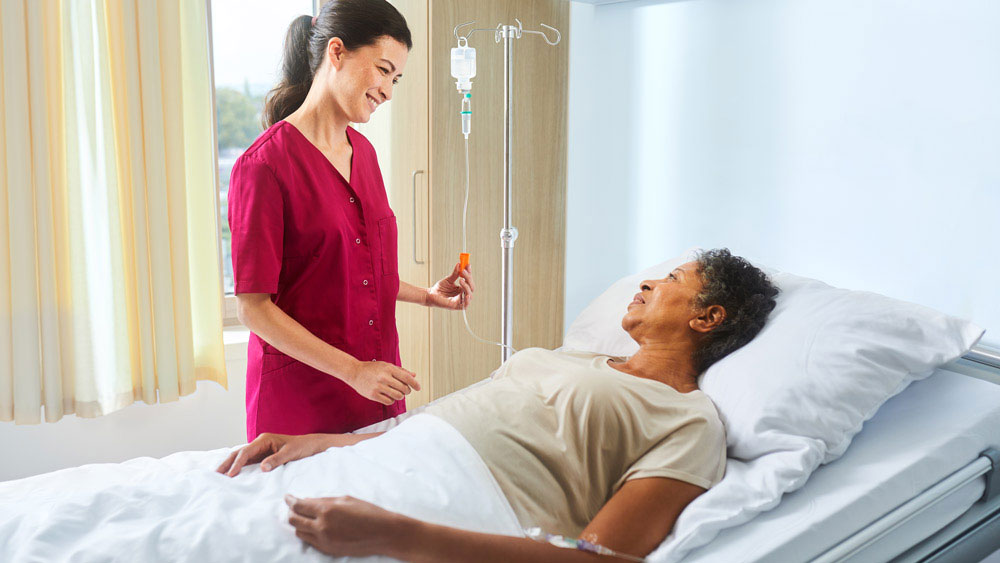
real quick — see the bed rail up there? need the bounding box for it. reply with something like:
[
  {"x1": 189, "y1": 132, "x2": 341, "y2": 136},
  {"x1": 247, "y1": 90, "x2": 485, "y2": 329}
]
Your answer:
[
  {"x1": 949, "y1": 344, "x2": 1000, "y2": 386},
  {"x1": 965, "y1": 344, "x2": 1000, "y2": 371}
]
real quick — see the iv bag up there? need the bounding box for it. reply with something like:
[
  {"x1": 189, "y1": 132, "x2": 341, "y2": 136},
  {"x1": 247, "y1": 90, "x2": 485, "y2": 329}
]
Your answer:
[{"x1": 451, "y1": 46, "x2": 476, "y2": 91}]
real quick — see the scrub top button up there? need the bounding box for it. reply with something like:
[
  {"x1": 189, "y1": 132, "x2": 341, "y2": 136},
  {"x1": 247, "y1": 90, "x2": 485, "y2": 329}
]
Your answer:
[
  {"x1": 362, "y1": 279, "x2": 369, "y2": 286},
  {"x1": 369, "y1": 320, "x2": 374, "y2": 326},
  {"x1": 371, "y1": 358, "x2": 376, "y2": 362},
  {"x1": 349, "y1": 197, "x2": 356, "y2": 203},
  {"x1": 355, "y1": 238, "x2": 361, "y2": 244}
]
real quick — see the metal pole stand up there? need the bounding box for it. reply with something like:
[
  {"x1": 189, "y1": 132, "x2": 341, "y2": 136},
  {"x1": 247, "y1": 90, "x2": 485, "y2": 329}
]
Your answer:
[{"x1": 454, "y1": 19, "x2": 560, "y2": 364}]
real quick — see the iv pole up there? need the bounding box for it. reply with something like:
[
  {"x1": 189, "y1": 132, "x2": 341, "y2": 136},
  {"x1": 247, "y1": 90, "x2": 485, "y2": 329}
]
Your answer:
[{"x1": 454, "y1": 20, "x2": 561, "y2": 363}]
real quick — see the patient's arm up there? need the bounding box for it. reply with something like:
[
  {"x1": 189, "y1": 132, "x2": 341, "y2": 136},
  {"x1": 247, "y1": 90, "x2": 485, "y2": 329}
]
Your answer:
[
  {"x1": 287, "y1": 476, "x2": 704, "y2": 561},
  {"x1": 577, "y1": 476, "x2": 705, "y2": 555},
  {"x1": 216, "y1": 432, "x2": 383, "y2": 477}
]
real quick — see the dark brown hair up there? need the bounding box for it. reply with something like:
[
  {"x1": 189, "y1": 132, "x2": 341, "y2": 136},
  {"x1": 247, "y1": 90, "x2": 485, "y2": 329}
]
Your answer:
[{"x1": 261, "y1": 0, "x2": 412, "y2": 129}]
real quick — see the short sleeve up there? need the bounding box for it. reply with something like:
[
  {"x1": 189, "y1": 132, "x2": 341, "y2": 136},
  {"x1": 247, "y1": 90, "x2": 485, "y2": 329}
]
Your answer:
[
  {"x1": 615, "y1": 413, "x2": 727, "y2": 491},
  {"x1": 228, "y1": 155, "x2": 283, "y2": 294}
]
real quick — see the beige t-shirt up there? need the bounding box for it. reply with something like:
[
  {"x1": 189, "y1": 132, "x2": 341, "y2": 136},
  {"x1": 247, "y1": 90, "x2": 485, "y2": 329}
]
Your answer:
[{"x1": 426, "y1": 348, "x2": 727, "y2": 536}]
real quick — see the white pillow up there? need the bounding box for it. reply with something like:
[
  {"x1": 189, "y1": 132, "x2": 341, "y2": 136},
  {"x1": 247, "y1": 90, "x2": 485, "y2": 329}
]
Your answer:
[{"x1": 563, "y1": 252, "x2": 984, "y2": 562}]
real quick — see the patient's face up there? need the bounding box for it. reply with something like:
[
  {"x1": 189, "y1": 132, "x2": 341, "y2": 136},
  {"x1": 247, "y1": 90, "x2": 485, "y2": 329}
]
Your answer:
[{"x1": 621, "y1": 261, "x2": 704, "y2": 339}]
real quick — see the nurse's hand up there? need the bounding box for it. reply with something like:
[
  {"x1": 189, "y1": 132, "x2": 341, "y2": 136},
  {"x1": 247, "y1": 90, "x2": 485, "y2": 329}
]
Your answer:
[
  {"x1": 345, "y1": 361, "x2": 420, "y2": 405},
  {"x1": 426, "y1": 263, "x2": 475, "y2": 310},
  {"x1": 216, "y1": 433, "x2": 338, "y2": 477}
]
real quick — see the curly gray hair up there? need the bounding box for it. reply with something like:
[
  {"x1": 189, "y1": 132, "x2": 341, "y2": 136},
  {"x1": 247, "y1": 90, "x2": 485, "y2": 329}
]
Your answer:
[{"x1": 691, "y1": 249, "x2": 779, "y2": 373}]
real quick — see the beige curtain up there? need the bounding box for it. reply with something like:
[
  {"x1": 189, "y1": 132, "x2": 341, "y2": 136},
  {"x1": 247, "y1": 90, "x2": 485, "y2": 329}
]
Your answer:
[{"x1": 0, "y1": 0, "x2": 226, "y2": 424}]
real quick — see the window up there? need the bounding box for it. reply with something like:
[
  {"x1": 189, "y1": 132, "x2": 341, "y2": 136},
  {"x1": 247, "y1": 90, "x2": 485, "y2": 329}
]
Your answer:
[{"x1": 210, "y1": 0, "x2": 317, "y2": 322}]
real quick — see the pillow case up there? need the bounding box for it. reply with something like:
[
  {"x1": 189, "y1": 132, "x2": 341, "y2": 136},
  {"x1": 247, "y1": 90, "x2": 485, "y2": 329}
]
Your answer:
[{"x1": 562, "y1": 250, "x2": 984, "y2": 561}]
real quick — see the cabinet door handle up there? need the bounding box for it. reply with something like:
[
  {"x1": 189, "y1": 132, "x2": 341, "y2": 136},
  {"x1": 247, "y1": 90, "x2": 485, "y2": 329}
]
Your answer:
[{"x1": 412, "y1": 169, "x2": 426, "y2": 265}]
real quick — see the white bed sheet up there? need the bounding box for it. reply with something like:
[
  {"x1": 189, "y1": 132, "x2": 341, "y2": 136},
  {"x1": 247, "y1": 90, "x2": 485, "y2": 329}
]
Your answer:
[
  {"x1": 678, "y1": 369, "x2": 1000, "y2": 562},
  {"x1": 0, "y1": 414, "x2": 523, "y2": 562}
]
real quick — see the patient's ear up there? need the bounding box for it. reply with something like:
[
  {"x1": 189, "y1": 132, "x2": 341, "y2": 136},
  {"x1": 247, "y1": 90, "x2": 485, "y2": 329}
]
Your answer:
[{"x1": 690, "y1": 305, "x2": 726, "y2": 334}]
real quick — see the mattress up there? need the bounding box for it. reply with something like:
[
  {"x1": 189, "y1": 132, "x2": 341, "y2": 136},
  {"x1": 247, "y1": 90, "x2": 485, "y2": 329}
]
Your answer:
[{"x1": 681, "y1": 368, "x2": 1000, "y2": 562}]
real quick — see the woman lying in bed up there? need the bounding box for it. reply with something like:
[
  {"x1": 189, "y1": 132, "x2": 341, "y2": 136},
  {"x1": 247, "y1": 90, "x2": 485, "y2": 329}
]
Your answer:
[{"x1": 217, "y1": 248, "x2": 778, "y2": 562}]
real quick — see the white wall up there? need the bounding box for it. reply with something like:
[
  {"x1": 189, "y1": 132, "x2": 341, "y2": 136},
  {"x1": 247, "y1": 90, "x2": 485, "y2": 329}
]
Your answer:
[
  {"x1": 566, "y1": 0, "x2": 1000, "y2": 345},
  {"x1": 0, "y1": 332, "x2": 249, "y2": 482}
]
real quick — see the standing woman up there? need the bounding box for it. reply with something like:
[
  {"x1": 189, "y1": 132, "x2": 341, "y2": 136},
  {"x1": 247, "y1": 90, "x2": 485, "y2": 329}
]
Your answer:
[{"x1": 228, "y1": 0, "x2": 474, "y2": 441}]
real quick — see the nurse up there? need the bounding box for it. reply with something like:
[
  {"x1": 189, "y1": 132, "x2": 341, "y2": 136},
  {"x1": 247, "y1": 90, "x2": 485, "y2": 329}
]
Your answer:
[{"x1": 228, "y1": 0, "x2": 474, "y2": 441}]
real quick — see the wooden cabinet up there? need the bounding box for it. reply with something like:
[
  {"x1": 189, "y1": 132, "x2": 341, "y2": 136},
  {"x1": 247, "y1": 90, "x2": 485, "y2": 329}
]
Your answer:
[{"x1": 355, "y1": 0, "x2": 568, "y2": 407}]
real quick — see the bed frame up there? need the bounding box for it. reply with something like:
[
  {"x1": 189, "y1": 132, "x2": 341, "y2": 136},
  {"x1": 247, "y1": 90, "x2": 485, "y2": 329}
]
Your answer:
[{"x1": 812, "y1": 344, "x2": 1000, "y2": 563}]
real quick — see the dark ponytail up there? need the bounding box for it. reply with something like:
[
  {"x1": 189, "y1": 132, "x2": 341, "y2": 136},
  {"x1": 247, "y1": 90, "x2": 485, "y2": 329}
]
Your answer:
[{"x1": 262, "y1": 0, "x2": 413, "y2": 129}]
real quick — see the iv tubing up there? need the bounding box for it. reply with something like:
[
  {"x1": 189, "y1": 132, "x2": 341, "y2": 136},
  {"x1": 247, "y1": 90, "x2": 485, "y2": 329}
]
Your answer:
[{"x1": 461, "y1": 134, "x2": 517, "y2": 355}]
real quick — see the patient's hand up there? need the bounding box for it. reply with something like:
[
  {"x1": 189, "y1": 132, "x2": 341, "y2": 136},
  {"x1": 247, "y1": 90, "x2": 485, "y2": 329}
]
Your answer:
[
  {"x1": 285, "y1": 495, "x2": 406, "y2": 558},
  {"x1": 216, "y1": 433, "x2": 345, "y2": 477}
]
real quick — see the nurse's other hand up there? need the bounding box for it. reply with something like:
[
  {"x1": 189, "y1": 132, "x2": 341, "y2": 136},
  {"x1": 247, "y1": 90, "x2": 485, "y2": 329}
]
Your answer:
[
  {"x1": 216, "y1": 433, "x2": 333, "y2": 477},
  {"x1": 426, "y1": 263, "x2": 475, "y2": 310},
  {"x1": 346, "y1": 361, "x2": 420, "y2": 406}
]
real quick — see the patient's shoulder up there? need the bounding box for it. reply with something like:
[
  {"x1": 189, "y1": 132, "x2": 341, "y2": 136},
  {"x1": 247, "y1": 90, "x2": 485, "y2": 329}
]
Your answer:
[{"x1": 680, "y1": 397, "x2": 727, "y2": 455}]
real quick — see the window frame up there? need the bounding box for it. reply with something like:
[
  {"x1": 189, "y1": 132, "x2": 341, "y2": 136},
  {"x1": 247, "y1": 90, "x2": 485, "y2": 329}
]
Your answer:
[{"x1": 207, "y1": 0, "x2": 321, "y2": 327}]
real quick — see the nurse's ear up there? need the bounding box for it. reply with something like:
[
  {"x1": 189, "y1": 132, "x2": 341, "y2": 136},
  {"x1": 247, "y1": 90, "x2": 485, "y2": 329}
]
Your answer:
[{"x1": 325, "y1": 37, "x2": 348, "y2": 71}]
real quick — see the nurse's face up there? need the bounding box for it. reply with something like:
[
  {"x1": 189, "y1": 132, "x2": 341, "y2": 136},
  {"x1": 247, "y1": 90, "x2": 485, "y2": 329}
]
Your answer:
[{"x1": 323, "y1": 35, "x2": 409, "y2": 124}]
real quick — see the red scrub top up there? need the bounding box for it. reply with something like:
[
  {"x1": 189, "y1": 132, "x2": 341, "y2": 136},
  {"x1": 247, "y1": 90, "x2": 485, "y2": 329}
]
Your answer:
[{"x1": 228, "y1": 120, "x2": 405, "y2": 441}]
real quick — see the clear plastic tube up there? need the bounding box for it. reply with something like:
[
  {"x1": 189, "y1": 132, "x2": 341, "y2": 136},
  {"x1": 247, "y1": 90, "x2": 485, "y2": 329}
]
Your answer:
[
  {"x1": 463, "y1": 134, "x2": 470, "y2": 253},
  {"x1": 461, "y1": 134, "x2": 517, "y2": 355},
  {"x1": 524, "y1": 527, "x2": 646, "y2": 562}
]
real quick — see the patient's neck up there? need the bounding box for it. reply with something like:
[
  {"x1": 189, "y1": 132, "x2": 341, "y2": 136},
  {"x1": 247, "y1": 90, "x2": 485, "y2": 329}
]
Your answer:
[{"x1": 607, "y1": 343, "x2": 700, "y2": 393}]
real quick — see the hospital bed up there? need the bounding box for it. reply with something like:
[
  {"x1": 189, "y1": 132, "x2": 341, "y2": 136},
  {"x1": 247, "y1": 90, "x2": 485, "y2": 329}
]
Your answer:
[
  {"x1": 1, "y1": 335, "x2": 997, "y2": 561},
  {"x1": 362, "y1": 345, "x2": 1000, "y2": 563}
]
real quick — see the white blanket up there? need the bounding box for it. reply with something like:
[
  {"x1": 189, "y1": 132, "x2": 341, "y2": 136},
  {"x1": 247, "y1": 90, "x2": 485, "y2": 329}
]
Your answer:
[{"x1": 0, "y1": 414, "x2": 524, "y2": 562}]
